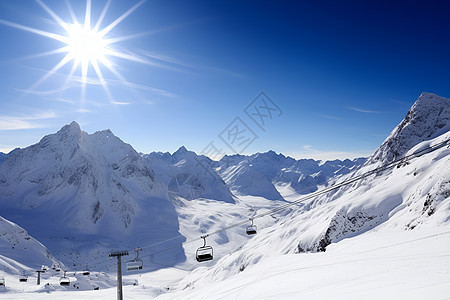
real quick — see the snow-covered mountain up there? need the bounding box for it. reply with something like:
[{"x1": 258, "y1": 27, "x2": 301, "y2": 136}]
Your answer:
[
  {"x1": 216, "y1": 150, "x2": 365, "y2": 200},
  {"x1": 145, "y1": 146, "x2": 235, "y2": 204},
  {"x1": 0, "y1": 152, "x2": 6, "y2": 165},
  {"x1": 157, "y1": 92, "x2": 450, "y2": 298},
  {"x1": 368, "y1": 92, "x2": 450, "y2": 164},
  {"x1": 0, "y1": 92, "x2": 449, "y2": 299},
  {"x1": 0, "y1": 121, "x2": 183, "y2": 269}
]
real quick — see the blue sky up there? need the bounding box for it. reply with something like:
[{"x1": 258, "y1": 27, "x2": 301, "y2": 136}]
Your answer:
[{"x1": 0, "y1": 0, "x2": 449, "y2": 160}]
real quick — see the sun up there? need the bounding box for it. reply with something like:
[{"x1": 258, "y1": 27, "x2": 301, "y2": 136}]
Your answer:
[
  {"x1": 0, "y1": 0, "x2": 148, "y2": 102},
  {"x1": 65, "y1": 22, "x2": 109, "y2": 75}
]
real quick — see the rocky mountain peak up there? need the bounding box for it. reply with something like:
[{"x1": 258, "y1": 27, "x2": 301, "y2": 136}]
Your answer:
[{"x1": 368, "y1": 92, "x2": 450, "y2": 164}]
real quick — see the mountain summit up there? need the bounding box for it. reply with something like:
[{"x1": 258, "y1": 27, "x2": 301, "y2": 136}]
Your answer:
[
  {"x1": 368, "y1": 92, "x2": 450, "y2": 164},
  {"x1": 0, "y1": 122, "x2": 183, "y2": 268}
]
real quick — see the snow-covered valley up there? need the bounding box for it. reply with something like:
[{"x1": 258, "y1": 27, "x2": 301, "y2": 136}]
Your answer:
[{"x1": 0, "y1": 92, "x2": 449, "y2": 299}]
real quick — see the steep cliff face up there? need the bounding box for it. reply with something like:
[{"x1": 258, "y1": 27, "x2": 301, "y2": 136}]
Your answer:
[{"x1": 368, "y1": 92, "x2": 450, "y2": 165}]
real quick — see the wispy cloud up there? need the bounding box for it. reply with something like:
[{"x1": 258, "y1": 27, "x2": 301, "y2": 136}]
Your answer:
[
  {"x1": 319, "y1": 114, "x2": 342, "y2": 121},
  {"x1": 0, "y1": 111, "x2": 57, "y2": 130},
  {"x1": 108, "y1": 78, "x2": 179, "y2": 98},
  {"x1": 392, "y1": 99, "x2": 413, "y2": 107},
  {"x1": 111, "y1": 101, "x2": 131, "y2": 105},
  {"x1": 289, "y1": 144, "x2": 373, "y2": 161},
  {"x1": 75, "y1": 108, "x2": 93, "y2": 113},
  {"x1": 16, "y1": 83, "x2": 76, "y2": 95},
  {"x1": 347, "y1": 106, "x2": 383, "y2": 114},
  {"x1": 137, "y1": 49, "x2": 245, "y2": 78}
]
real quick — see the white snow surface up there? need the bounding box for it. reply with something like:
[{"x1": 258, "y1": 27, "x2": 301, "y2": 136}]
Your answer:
[{"x1": 0, "y1": 92, "x2": 449, "y2": 299}]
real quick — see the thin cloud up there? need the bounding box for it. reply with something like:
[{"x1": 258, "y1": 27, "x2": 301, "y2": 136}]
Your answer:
[
  {"x1": 0, "y1": 111, "x2": 57, "y2": 130},
  {"x1": 16, "y1": 83, "x2": 76, "y2": 95},
  {"x1": 347, "y1": 106, "x2": 384, "y2": 114},
  {"x1": 76, "y1": 108, "x2": 93, "y2": 113},
  {"x1": 290, "y1": 145, "x2": 373, "y2": 161},
  {"x1": 111, "y1": 101, "x2": 131, "y2": 105},
  {"x1": 392, "y1": 99, "x2": 413, "y2": 107},
  {"x1": 108, "y1": 78, "x2": 178, "y2": 98},
  {"x1": 319, "y1": 114, "x2": 342, "y2": 121},
  {"x1": 138, "y1": 49, "x2": 245, "y2": 78}
]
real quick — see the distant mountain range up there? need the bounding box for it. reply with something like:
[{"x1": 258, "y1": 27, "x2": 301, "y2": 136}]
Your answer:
[
  {"x1": 170, "y1": 92, "x2": 450, "y2": 291},
  {"x1": 0, "y1": 92, "x2": 449, "y2": 283}
]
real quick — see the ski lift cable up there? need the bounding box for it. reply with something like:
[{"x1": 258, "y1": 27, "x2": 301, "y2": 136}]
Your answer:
[
  {"x1": 255, "y1": 137, "x2": 450, "y2": 219},
  {"x1": 140, "y1": 234, "x2": 186, "y2": 250},
  {"x1": 128, "y1": 137, "x2": 450, "y2": 259}
]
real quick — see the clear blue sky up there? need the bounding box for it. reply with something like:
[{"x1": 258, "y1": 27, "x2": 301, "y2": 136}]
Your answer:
[{"x1": 0, "y1": 0, "x2": 449, "y2": 160}]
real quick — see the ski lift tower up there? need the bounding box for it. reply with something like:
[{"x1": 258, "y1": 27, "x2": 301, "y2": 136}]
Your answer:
[
  {"x1": 36, "y1": 270, "x2": 45, "y2": 285},
  {"x1": 109, "y1": 250, "x2": 129, "y2": 300}
]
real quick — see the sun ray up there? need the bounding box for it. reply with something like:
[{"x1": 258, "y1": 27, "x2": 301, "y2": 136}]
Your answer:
[
  {"x1": 84, "y1": 0, "x2": 91, "y2": 31},
  {"x1": 0, "y1": 19, "x2": 67, "y2": 43},
  {"x1": 106, "y1": 49, "x2": 188, "y2": 73},
  {"x1": 105, "y1": 49, "x2": 158, "y2": 66},
  {"x1": 92, "y1": 60, "x2": 115, "y2": 103},
  {"x1": 94, "y1": 0, "x2": 112, "y2": 32},
  {"x1": 65, "y1": 0, "x2": 78, "y2": 24},
  {"x1": 99, "y1": 0, "x2": 146, "y2": 37},
  {"x1": 35, "y1": 0, "x2": 71, "y2": 32},
  {"x1": 7, "y1": 47, "x2": 68, "y2": 63},
  {"x1": 81, "y1": 60, "x2": 89, "y2": 83},
  {"x1": 104, "y1": 23, "x2": 194, "y2": 45},
  {"x1": 0, "y1": 0, "x2": 174, "y2": 105},
  {"x1": 58, "y1": 60, "x2": 79, "y2": 95},
  {"x1": 30, "y1": 54, "x2": 73, "y2": 90}
]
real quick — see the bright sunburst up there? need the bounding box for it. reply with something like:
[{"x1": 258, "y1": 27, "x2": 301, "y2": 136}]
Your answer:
[
  {"x1": 65, "y1": 23, "x2": 109, "y2": 75},
  {"x1": 0, "y1": 0, "x2": 148, "y2": 103}
]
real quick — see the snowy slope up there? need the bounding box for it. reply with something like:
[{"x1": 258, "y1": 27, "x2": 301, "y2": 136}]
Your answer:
[
  {"x1": 153, "y1": 227, "x2": 450, "y2": 300},
  {"x1": 0, "y1": 215, "x2": 60, "y2": 273},
  {"x1": 1, "y1": 93, "x2": 449, "y2": 299},
  {"x1": 153, "y1": 92, "x2": 450, "y2": 297}
]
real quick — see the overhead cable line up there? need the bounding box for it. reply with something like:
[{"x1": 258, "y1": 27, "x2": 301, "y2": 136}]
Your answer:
[{"x1": 125, "y1": 137, "x2": 450, "y2": 262}]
